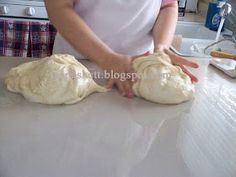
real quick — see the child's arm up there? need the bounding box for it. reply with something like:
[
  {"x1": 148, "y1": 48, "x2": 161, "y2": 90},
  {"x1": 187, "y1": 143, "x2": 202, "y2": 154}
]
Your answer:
[
  {"x1": 45, "y1": 0, "x2": 135, "y2": 97},
  {"x1": 153, "y1": 2, "x2": 199, "y2": 82}
]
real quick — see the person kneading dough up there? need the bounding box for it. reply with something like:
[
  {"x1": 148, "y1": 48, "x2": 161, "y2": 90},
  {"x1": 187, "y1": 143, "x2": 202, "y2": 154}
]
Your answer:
[
  {"x1": 5, "y1": 54, "x2": 107, "y2": 105},
  {"x1": 45, "y1": 0, "x2": 199, "y2": 98},
  {"x1": 132, "y1": 52, "x2": 195, "y2": 104}
]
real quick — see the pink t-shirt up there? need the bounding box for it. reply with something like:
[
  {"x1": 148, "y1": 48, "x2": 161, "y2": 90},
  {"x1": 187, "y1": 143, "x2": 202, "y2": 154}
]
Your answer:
[
  {"x1": 162, "y1": 0, "x2": 176, "y2": 6},
  {"x1": 54, "y1": 0, "x2": 177, "y2": 59}
]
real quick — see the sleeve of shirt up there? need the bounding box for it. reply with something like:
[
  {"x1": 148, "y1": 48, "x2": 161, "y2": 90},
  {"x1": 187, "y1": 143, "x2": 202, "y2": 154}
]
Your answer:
[{"x1": 161, "y1": 0, "x2": 177, "y2": 7}]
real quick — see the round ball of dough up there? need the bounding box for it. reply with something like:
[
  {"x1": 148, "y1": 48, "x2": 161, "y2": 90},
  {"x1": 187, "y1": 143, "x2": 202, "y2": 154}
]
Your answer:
[
  {"x1": 132, "y1": 52, "x2": 195, "y2": 104},
  {"x1": 5, "y1": 54, "x2": 107, "y2": 104}
]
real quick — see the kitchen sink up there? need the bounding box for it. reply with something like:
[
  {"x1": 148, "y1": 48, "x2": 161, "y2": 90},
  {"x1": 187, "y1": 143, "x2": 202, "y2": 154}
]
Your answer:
[
  {"x1": 176, "y1": 22, "x2": 217, "y2": 40},
  {"x1": 175, "y1": 22, "x2": 236, "y2": 57},
  {"x1": 179, "y1": 38, "x2": 236, "y2": 57},
  {"x1": 175, "y1": 22, "x2": 236, "y2": 78}
]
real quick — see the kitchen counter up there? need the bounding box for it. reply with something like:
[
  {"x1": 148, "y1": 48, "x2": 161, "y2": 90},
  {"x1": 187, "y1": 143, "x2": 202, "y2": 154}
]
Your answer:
[
  {"x1": 0, "y1": 57, "x2": 236, "y2": 177},
  {"x1": 178, "y1": 13, "x2": 205, "y2": 23}
]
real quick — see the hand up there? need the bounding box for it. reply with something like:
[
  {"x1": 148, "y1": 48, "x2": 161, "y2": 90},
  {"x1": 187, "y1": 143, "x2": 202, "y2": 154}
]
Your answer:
[
  {"x1": 155, "y1": 46, "x2": 199, "y2": 82},
  {"x1": 98, "y1": 52, "x2": 150, "y2": 98},
  {"x1": 99, "y1": 53, "x2": 135, "y2": 98}
]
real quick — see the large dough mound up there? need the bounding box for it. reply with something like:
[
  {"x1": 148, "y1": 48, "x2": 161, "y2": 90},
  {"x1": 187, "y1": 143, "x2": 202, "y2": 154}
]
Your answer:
[
  {"x1": 132, "y1": 52, "x2": 195, "y2": 104},
  {"x1": 5, "y1": 54, "x2": 107, "y2": 104}
]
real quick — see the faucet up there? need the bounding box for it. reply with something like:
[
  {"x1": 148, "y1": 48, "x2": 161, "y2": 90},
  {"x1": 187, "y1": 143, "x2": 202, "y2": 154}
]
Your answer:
[
  {"x1": 224, "y1": 12, "x2": 236, "y2": 43},
  {"x1": 222, "y1": 2, "x2": 236, "y2": 43},
  {"x1": 204, "y1": 2, "x2": 236, "y2": 54},
  {"x1": 219, "y1": 2, "x2": 232, "y2": 18}
]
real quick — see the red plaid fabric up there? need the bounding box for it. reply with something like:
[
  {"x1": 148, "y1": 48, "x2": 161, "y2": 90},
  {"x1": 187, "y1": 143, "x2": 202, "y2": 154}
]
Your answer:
[
  {"x1": 29, "y1": 21, "x2": 57, "y2": 58},
  {"x1": 0, "y1": 19, "x2": 29, "y2": 57},
  {"x1": 0, "y1": 19, "x2": 57, "y2": 58}
]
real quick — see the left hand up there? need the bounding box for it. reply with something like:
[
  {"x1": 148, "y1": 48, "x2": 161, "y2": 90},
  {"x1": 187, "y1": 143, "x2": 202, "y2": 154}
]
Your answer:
[{"x1": 155, "y1": 46, "x2": 199, "y2": 82}]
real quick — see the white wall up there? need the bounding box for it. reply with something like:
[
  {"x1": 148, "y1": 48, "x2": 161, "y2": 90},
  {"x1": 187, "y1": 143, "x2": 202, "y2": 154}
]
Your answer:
[{"x1": 186, "y1": 0, "x2": 198, "y2": 12}]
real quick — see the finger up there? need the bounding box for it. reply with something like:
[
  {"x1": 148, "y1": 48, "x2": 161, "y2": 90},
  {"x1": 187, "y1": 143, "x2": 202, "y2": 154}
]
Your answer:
[
  {"x1": 128, "y1": 79, "x2": 135, "y2": 97},
  {"x1": 115, "y1": 81, "x2": 126, "y2": 96},
  {"x1": 125, "y1": 66, "x2": 138, "y2": 83},
  {"x1": 176, "y1": 57, "x2": 199, "y2": 68},
  {"x1": 179, "y1": 65, "x2": 199, "y2": 83},
  {"x1": 130, "y1": 70, "x2": 139, "y2": 83},
  {"x1": 106, "y1": 79, "x2": 115, "y2": 90},
  {"x1": 164, "y1": 48, "x2": 199, "y2": 68},
  {"x1": 132, "y1": 51, "x2": 151, "y2": 61},
  {"x1": 143, "y1": 51, "x2": 151, "y2": 56},
  {"x1": 122, "y1": 79, "x2": 134, "y2": 98}
]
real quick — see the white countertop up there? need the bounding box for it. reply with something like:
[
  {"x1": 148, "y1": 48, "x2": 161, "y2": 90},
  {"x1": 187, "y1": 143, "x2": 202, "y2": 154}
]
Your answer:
[
  {"x1": 178, "y1": 13, "x2": 205, "y2": 23},
  {"x1": 0, "y1": 57, "x2": 236, "y2": 177}
]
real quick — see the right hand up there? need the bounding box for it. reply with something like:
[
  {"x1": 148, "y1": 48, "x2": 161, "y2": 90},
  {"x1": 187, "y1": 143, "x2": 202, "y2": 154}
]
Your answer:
[
  {"x1": 100, "y1": 53, "x2": 135, "y2": 98},
  {"x1": 99, "y1": 52, "x2": 150, "y2": 98}
]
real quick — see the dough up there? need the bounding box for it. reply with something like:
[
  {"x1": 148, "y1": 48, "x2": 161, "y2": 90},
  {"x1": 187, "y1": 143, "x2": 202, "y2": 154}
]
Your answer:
[
  {"x1": 5, "y1": 54, "x2": 107, "y2": 104},
  {"x1": 132, "y1": 52, "x2": 195, "y2": 104}
]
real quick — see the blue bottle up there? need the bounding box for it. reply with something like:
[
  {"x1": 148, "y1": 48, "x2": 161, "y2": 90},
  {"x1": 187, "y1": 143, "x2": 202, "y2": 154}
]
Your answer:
[{"x1": 205, "y1": 0, "x2": 225, "y2": 31}]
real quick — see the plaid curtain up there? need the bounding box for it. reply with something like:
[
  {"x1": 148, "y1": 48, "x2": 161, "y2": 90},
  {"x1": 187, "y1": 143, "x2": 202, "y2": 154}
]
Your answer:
[
  {"x1": 0, "y1": 19, "x2": 57, "y2": 58},
  {"x1": 0, "y1": 19, "x2": 29, "y2": 57},
  {"x1": 29, "y1": 21, "x2": 57, "y2": 58}
]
